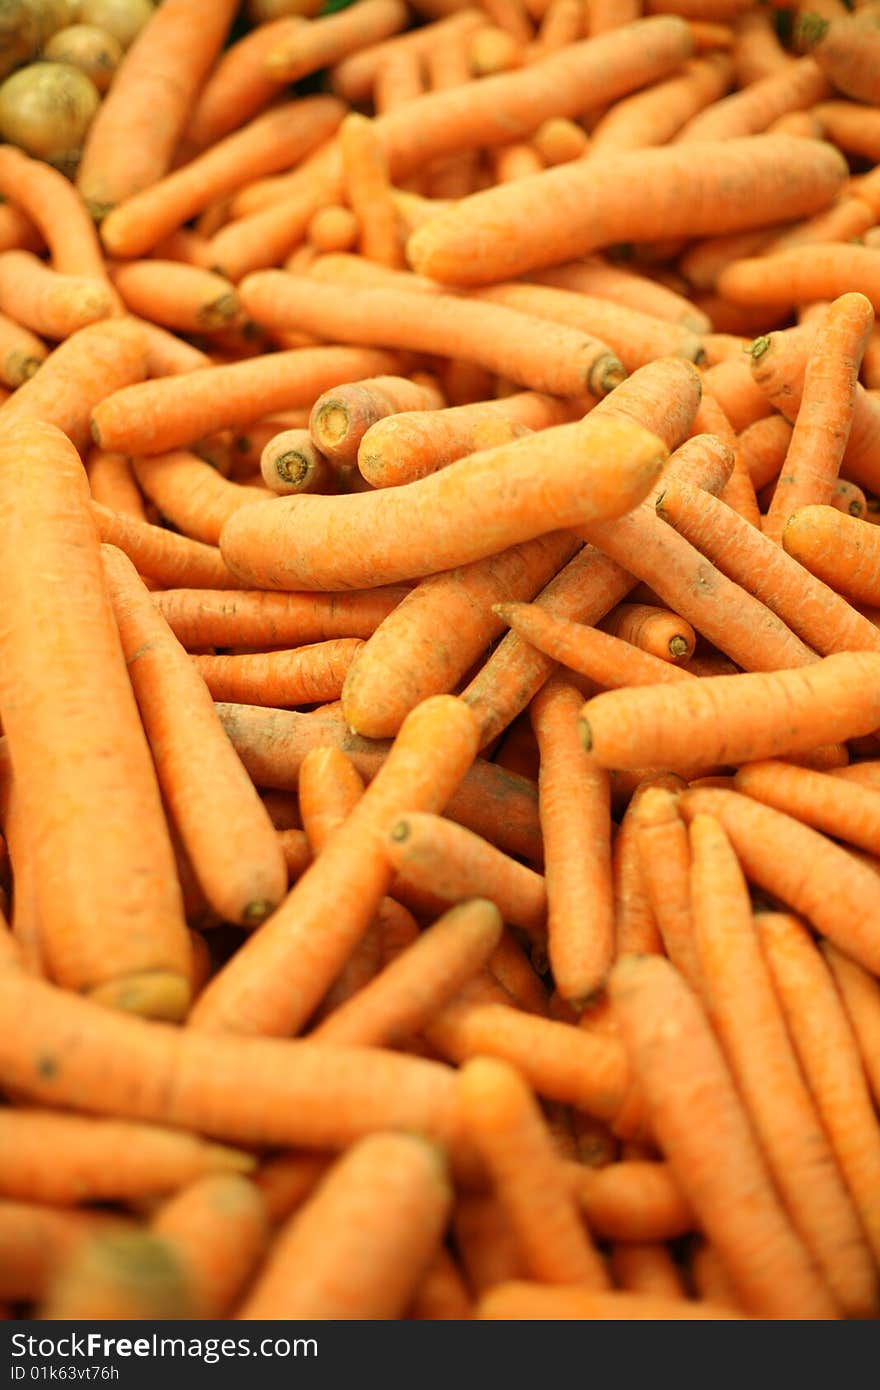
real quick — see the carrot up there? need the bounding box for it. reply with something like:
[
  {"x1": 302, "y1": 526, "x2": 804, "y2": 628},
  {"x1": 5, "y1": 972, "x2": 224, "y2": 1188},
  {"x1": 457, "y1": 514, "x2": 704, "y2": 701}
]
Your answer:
[
  {"x1": 407, "y1": 135, "x2": 846, "y2": 284},
  {"x1": 206, "y1": 170, "x2": 338, "y2": 283},
  {"x1": 530, "y1": 117, "x2": 589, "y2": 163},
  {"x1": 676, "y1": 56, "x2": 829, "y2": 141},
  {"x1": 240, "y1": 273, "x2": 626, "y2": 400},
  {"x1": 409, "y1": 1246, "x2": 473, "y2": 1320},
  {"x1": 613, "y1": 779, "x2": 674, "y2": 960},
  {"x1": 478, "y1": 1282, "x2": 745, "y2": 1319},
  {"x1": 796, "y1": 8, "x2": 880, "y2": 105},
  {"x1": 459, "y1": 1056, "x2": 609, "y2": 1287},
  {"x1": 737, "y1": 412, "x2": 792, "y2": 490},
  {"x1": 732, "y1": 9, "x2": 797, "y2": 86},
  {"x1": 342, "y1": 532, "x2": 578, "y2": 739},
  {"x1": 131, "y1": 451, "x2": 264, "y2": 545},
  {"x1": 530, "y1": 0, "x2": 584, "y2": 52},
  {"x1": 821, "y1": 944, "x2": 880, "y2": 1110},
  {"x1": 110, "y1": 261, "x2": 240, "y2": 335},
  {"x1": 656, "y1": 479, "x2": 880, "y2": 656},
  {"x1": 93, "y1": 502, "x2": 242, "y2": 590},
  {"x1": 719, "y1": 244, "x2": 880, "y2": 315},
  {"x1": 755, "y1": 912, "x2": 880, "y2": 1269},
  {"x1": 149, "y1": 1174, "x2": 268, "y2": 1318},
  {"x1": 734, "y1": 758, "x2": 880, "y2": 859},
  {"x1": 0, "y1": 970, "x2": 464, "y2": 1157},
  {"x1": 0, "y1": 1108, "x2": 253, "y2": 1207},
  {"x1": 373, "y1": 46, "x2": 426, "y2": 116},
  {"x1": 102, "y1": 545, "x2": 288, "y2": 928},
  {"x1": 76, "y1": 0, "x2": 240, "y2": 220},
  {"x1": 153, "y1": 586, "x2": 405, "y2": 650},
  {"x1": 307, "y1": 204, "x2": 359, "y2": 254},
  {"x1": 600, "y1": 602, "x2": 695, "y2": 662},
  {"x1": 680, "y1": 224, "x2": 782, "y2": 291},
  {"x1": 0, "y1": 251, "x2": 113, "y2": 341},
  {"x1": 813, "y1": 99, "x2": 880, "y2": 164},
  {"x1": 260, "y1": 428, "x2": 335, "y2": 495},
  {"x1": 86, "y1": 450, "x2": 146, "y2": 520},
  {"x1": 608, "y1": 953, "x2": 838, "y2": 1320},
  {"x1": 193, "y1": 641, "x2": 363, "y2": 708},
  {"x1": 240, "y1": 1132, "x2": 451, "y2": 1319},
  {"x1": 252, "y1": 1152, "x2": 329, "y2": 1224},
  {"x1": 38, "y1": 1230, "x2": 199, "y2": 1321},
  {"x1": 589, "y1": 54, "x2": 733, "y2": 151},
  {"x1": 571, "y1": 1160, "x2": 693, "y2": 1242},
  {"x1": 0, "y1": 423, "x2": 191, "y2": 1019},
  {"x1": 701, "y1": 357, "x2": 774, "y2": 431},
  {"x1": 185, "y1": 18, "x2": 308, "y2": 150},
  {"x1": 488, "y1": 928, "x2": 549, "y2": 1015},
  {"x1": 0, "y1": 145, "x2": 109, "y2": 284},
  {"x1": 0, "y1": 312, "x2": 46, "y2": 388},
  {"x1": 339, "y1": 111, "x2": 403, "y2": 268},
  {"x1": 783, "y1": 505, "x2": 880, "y2": 606},
  {"x1": 0, "y1": 201, "x2": 42, "y2": 256},
  {"x1": 688, "y1": 813, "x2": 878, "y2": 1318},
  {"x1": 679, "y1": 787, "x2": 880, "y2": 976},
  {"x1": 329, "y1": 10, "x2": 482, "y2": 103},
  {"x1": 609, "y1": 1242, "x2": 688, "y2": 1299},
  {"x1": 0, "y1": 1201, "x2": 134, "y2": 1304},
  {"x1": 764, "y1": 193, "x2": 878, "y2": 255},
  {"x1": 529, "y1": 677, "x2": 613, "y2": 1004},
  {"x1": 529, "y1": 257, "x2": 712, "y2": 333},
  {"x1": 831, "y1": 478, "x2": 868, "y2": 519},
  {"x1": 452, "y1": 1190, "x2": 526, "y2": 1295},
  {"x1": 310, "y1": 373, "x2": 444, "y2": 469},
  {"x1": 632, "y1": 787, "x2": 699, "y2": 987},
  {"x1": 589, "y1": 0, "x2": 641, "y2": 32},
  {"x1": 266, "y1": 0, "x2": 409, "y2": 83},
  {"x1": 90, "y1": 345, "x2": 400, "y2": 455},
  {"x1": 135, "y1": 318, "x2": 212, "y2": 378},
  {"x1": 384, "y1": 813, "x2": 547, "y2": 939},
  {"x1": 356, "y1": 392, "x2": 573, "y2": 487}
]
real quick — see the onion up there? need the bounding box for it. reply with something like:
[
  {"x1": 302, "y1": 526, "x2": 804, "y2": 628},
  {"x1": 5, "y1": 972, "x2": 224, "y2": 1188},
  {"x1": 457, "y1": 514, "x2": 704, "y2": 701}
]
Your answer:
[
  {"x1": 0, "y1": 60, "x2": 100, "y2": 170},
  {"x1": 0, "y1": 0, "x2": 41, "y2": 82},
  {"x1": 76, "y1": 0, "x2": 153, "y2": 49},
  {"x1": 43, "y1": 23, "x2": 122, "y2": 92}
]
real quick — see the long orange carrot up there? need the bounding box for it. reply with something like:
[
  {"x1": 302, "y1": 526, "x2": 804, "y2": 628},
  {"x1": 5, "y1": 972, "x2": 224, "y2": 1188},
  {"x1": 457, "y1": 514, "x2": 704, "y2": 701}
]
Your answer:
[
  {"x1": 0, "y1": 423, "x2": 191, "y2": 1020},
  {"x1": 589, "y1": 53, "x2": 733, "y2": 150},
  {"x1": 153, "y1": 586, "x2": 406, "y2": 649},
  {"x1": 266, "y1": 0, "x2": 409, "y2": 83},
  {"x1": 476, "y1": 1283, "x2": 746, "y2": 1319},
  {"x1": 632, "y1": 786, "x2": 699, "y2": 987},
  {"x1": 497, "y1": 601, "x2": 695, "y2": 690},
  {"x1": 675, "y1": 55, "x2": 829, "y2": 141},
  {"x1": 0, "y1": 251, "x2": 113, "y2": 340},
  {"x1": 734, "y1": 758, "x2": 880, "y2": 859},
  {"x1": 131, "y1": 452, "x2": 264, "y2": 545},
  {"x1": 783, "y1": 505, "x2": 880, "y2": 607},
  {"x1": 185, "y1": 17, "x2": 308, "y2": 149},
  {"x1": 0, "y1": 146, "x2": 109, "y2": 284},
  {"x1": 92, "y1": 503, "x2": 242, "y2": 590}
]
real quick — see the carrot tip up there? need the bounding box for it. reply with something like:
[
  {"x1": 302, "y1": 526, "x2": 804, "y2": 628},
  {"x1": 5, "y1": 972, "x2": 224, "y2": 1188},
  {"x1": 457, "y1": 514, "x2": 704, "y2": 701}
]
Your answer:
[
  {"x1": 389, "y1": 819, "x2": 411, "y2": 843},
  {"x1": 274, "y1": 451, "x2": 311, "y2": 487},
  {"x1": 241, "y1": 899, "x2": 276, "y2": 927},
  {"x1": 87, "y1": 971, "x2": 191, "y2": 1023},
  {"x1": 314, "y1": 402, "x2": 352, "y2": 447},
  {"x1": 577, "y1": 716, "x2": 593, "y2": 753},
  {"x1": 669, "y1": 636, "x2": 689, "y2": 659},
  {"x1": 748, "y1": 336, "x2": 771, "y2": 360}
]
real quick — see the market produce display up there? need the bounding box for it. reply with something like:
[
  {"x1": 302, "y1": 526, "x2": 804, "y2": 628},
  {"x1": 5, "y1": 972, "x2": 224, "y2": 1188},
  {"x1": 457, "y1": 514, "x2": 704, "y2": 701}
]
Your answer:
[{"x1": 2, "y1": 0, "x2": 880, "y2": 1324}]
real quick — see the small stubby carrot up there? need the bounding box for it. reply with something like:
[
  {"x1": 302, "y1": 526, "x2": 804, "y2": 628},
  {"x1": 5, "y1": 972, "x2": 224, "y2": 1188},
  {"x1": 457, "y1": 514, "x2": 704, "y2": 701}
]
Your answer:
[
  {"x1": 796, "y1": 7, "x2": 880, "y2": 105},
  {"x1": 459, "y1": 1056, "x2": 610, "y2": 1288},
  {"x1": 220, "y1": 414, "x2": 665, "y2": 592},
  {"x1": 90, "y1": 345, "x2": 400, "y2": 456},
  {"x1": 632, "y1": 787, "x2": 700, "y2": 988},
  {"x1": 110, "y1": 261, "x2": 240, "y2": 336},
  {"x1": 831, "y1": 478, "x2": 868, "y2": 519},
  {"x1": 102, "y1": 545, "x2": 288, "y2": 930},
  {"x1": 0, "y1": 251, "x2": 113, "y2": 341},
  {"x1": 600, "y1": 602, "x2": 696, "y2": 663},
  {"x1": 589, "y1": 53, "x2": 733, "y2": 151},
  {"x1": 529, "y1": 677, "x2": 613, "y2": 1004},
  {"x1": 530, "y1": 117, "x2": 589, "y2": 165},
  {"x1": 93, "y1": 502, "x2": 243, "y2": 590},
  {"x1": 679, "y1": 787, "x2": 880, "y2": 976},
  {"x1": 0, "y1": 145, "x2": 110, "y2": 285},
  {"x1": 153, "y1": 586, "x2": 406, "y2": 650},
  {"x1": 385, "y1": 812, "x2": 547, "y2": 939},
  {"x1": 313, "y1": 899, "x2": 502, "y2": 1047},
  {"x1": 86, "y1": 449, "x2": 146, "y2": 520},
  {"x1": 239, "y1": 1132, "x2": 451, "y2": 1320},
  {"x1": 578, "y1": 651, "x2": 880, "y2": 773},
  {"x1": 193, "y1": 640, "x2": 363, "y2": 709},
  {"x1": 76, "y1": 0, "x2": 241, "y2": 220},
  {"x1": 608, "y1": 953, "x2": 838, "y2": 1320},
  {"x1": 131, "y1": 451, "x2": 264, "y2": 546},
  {"x1": 260, "y1": 428, "x2": 335, "y2": 495},
  {"x1": 755, "y1": 911, "x2": 880, "y2": 1269},
  {"x1": 656, "y1": 479, "x2": 880, "y2": 657},
  {"x1": 734, "y1": 759, "x2": 880, "y2": 860},
  {"x1": 407, "y1": 134, "x2": 847, "y2": 285},
  {"x1": 0, "y1": 423, "x2": 191, "y2": 1020},
  {"x1": 266, "y1": 0, "x2": 409, "y2": 83},
  {"x1": 821, "y1": 943, "x2": 880, "y2": 1110},
  {"x1": 783, "y1": 505, "x2": 880, "y2": 607},
  {"x1": 0, "y1": 1108, "x2": 253, "y2": 1207},
  {"x1": 0, "y1": 312, "x2": 46, "y2": 389},
  {"x1": 688, "y1": 813, "x2": 878, "y2": 1319},
  {"x1": 151, "y1": 1174, "x2": 269, "y2": 1318},
  {"x1": 342, "y1": 531, "x2": 578, "y2": 740},
  {"x1": 339, "y1": 111, "x2": 403, "y2": 268},
  {"x1": 310, "y1": 374, "x2": 444, "y2": 469},
  {"x1": 570, "y1": 1161, "x2": 693, "y2": 1243},
  {"x1": 207, "y1": 174, "x2": 338, "y2": 283}
]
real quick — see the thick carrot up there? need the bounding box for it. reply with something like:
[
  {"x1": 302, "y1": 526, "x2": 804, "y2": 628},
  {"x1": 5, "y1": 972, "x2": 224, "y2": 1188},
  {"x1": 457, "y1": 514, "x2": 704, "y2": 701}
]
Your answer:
[
  {"x1": 656, "y1": 479, "x2": 880, "y2": 656},
  {"x1": 252, "y1": 1152, "x2": 329, "y2": 1225},
  {"x1": 185, "y1": 17, "x2": 306, "y2": 149},
  {"x1": 0, "y1": 146, "x2": 109, "y2": 284},
  {"x1": 310, "y1": 373, "x2": 444, "y2": 468},
  {"x1": 238, "y1": 1132, "x2": 451, "y2": 1319},
  {"x1": 764, "y1": 193, "x2": 878, "y2": 256},
  {"x1": 459, "y1": 1056, "x2": 609, "y2": 1287},
  {"x1": 93, "y1": 503, "x2": 242, "y2": 590},
  {"x1": 688, "y1": 814, "x2": 878, "y2": 1318},
  {"x1": 632, "y1": 787, "x2": 699, "y2": 987},
  {"x1": 782, "y1": 505, "x2": 880, "y2": 607},
  {"x1": 0, "y1": 423, "x2": 190, "y2": 1019},
  {"x1": 76, "y1": 0, "x2": 240, "y2": 220},
  {"x1": 477, "y1": 1283, "x2": 745, "y2": 1319},
  {"x1": 734, "y1": 759, "x2": 880, "y2": 859},
  {"x1": 718, "y1": 245, "x2": 880, "y2": 315},
  {"x1": 342, "y1": 532, "x2": 578, "y2": 739},
  {"x1": 831, "y1": 478, "x2": 868, "y2": 519},
  {"x1": 608, "y1": 954, "x2": 838, "y2": 1320},
  {"x1": 701, "y1": 356, "x2": 774, "y2": 431},
  {"x1": 307, "y1": 203, "x2": 360, "y2": 254},
  {"x1": 240, "y1": 273, "x2": 626, "y2": 399},
  {"x1": 676, "y1": 56, "x2": 829, "y2": 141},
  {"x1": 0, "y1": 251, "x2": 113, "y2": 340},
  {"x1": 266, "y1": 0, "x2": 409, "y2": 83},
  {"x1": 796, "y1": 9, "x2": 880, "y2": 105},
  {"x1": 110, "y1": 261, "x2": 239, "y2": 335},
  {"x1": 0, "y1": 312, "x2": 46, "y2": 389},
  {"x1": 589, "y1": 53, "x2": 733, "y2": 150},
  {"x1": 755, "y1": 912, "x2": 880, "y2": 1268},
  {"x1": 220, "y1": 413, "x2": 663, "y2": 592},
  {"x1": 679, "y1": 787, "x2": 880, "y2": 976},
  {"x1": 90, "y1": 346, "x2": 400, "y2": 455},
  {"x1": 407, "y1": 135, "x2": 847, "y2": 284},
  {"x1": 193, "y1": 641, "x2": 363, "y2": 708},
  {"x1": 821, "y1": 944, "x2": 880, "y2": 1110},
  {"x1": 102, "y1": 545, "x2": 288, "y2": 929},
  {"x1": 0, "y1": 1108, "x2": 253, "y2": 1207},
  {"x1": 530, "y1": 677, "x2": 613, "y2": 1003},
  {"x1": 153, "y1": 586, "x2": 405, "y2": 649}
]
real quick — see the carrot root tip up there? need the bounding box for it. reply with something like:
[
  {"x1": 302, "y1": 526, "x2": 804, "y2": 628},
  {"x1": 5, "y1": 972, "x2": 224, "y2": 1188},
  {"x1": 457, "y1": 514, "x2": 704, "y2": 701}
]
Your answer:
[{"x1": 241, "y1": 899, "x2": 275, "y2": 927}]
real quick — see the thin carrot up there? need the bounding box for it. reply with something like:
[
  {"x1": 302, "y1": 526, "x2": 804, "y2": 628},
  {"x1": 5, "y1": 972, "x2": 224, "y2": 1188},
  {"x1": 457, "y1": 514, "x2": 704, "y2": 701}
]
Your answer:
[
  {"x1": 339, "y1": 111, "x2": 403, "y2": 268},
  {"x1": 688, "y1": 813, "x2": 878, "y2": 1318},
  {"x1": 86, "y1": 450, "x2": 146, "y2": 520},
  {"x1": 0, "y1": 202, "x2": 42, "y2": 256},
  {"x1": 764, "y1": 193, "x2": 877, "y2": 255},
  {"x1": 309, "y1": 373, "x2": 444, "y2": 468},
  {"x1": 755, "y1": 912, "x2": 880, "y2": 1269},
  {"x1": 265, "y1": 0, "x2": 409, "y2": 83},
  {"x1": 610, "y1": 1242, "x2": 688, "y2": 1299},
  {"x1": 782, "y1": 505, "x2": 880, "y2": 607},
  {"x1": 732, "y1": 9, "x2": 796, "y2": 86},
  {"x1": 0, "y1": 1108, "x2": 253, "y2": 1207},
  {"x1": 0, "y1": 251, "x2": 113, "y2": 340},
  {"x1": 238, "y1": 1132, "x2": 451, "y2": 1320},
  {"x1": 93, "y1": 502, "x2": 242, "y2": 590},
  {"x1": 407, "y1": 135, "x2": 847, "y2": 284},
  {"x1": 529, "y1": 257, "x2": 712, "y2": 332},
  {"x1": 193, "y1": 641, "x2": 363, "y2": 708},
  {"x1": 734, "y1": 758, "x2": 880, "y2": 859},
  {"x1": 676, "y1": 56, "x2": 829, "y2": 141},
  {"x1": 608, "y1": 953, "x2": 838, "y2": 1320},
  {"x1": 600, "y1": 602, "x2": 696, "y2": 663},
  {"x1": 613, "y1": 779, "x2": 674, "y2": 959},
  {"x1": 736, "y1": 412, "x2": 792, "y2": 491},
  {"x1": 184, "y1": 17, "x2": 307, "y2": 150},
  {"x1": 679, "y1": 787, "x2": 880, "y2": 976},
  {"x1": 153, "y1": 586, "x2": 406, "y2": 649},
  {"x1": 90, "y1": 345, "x2": 400, "y2": 455},
  {"x1": 131, "y1": 452, "x2": 264, "y2": 545},
  {"x1": 76, "y1": 0, "x2": 241, "y2": 220},
  {"x1": 632, "y1": 787, "x2": 700, "y2": 987},
  {"x1": 589, "y1": 53, "x2": 733, "y2": 151},
  {"x1": 0, "y1": 146, "x2": 109, "y2": 284},
  {"x1": 329, "y1": 10, "x2": 483, "y2": 103},
  {"x1": 497, "y1": 601, "x2": 695, "y2": 689},
  {"x1": 821, "y1": 944, "x2": 880, "y2": 1110},
  {"x1": 0, "y1": 423, "x2": 191, "y2": 1019}
]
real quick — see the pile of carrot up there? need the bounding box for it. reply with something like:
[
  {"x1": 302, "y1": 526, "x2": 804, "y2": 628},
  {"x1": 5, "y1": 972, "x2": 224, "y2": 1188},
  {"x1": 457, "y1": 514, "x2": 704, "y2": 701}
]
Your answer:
[{"x1": 2, "y1": 0, "x2": 880, "y2": 1324}]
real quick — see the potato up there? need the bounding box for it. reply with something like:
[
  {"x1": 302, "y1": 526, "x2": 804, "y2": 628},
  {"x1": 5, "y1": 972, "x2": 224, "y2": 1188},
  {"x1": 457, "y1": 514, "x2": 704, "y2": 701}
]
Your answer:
[
  {"x1": 0, "y1": 60, "x2": 100, "y2": 170},
  {"x1": 0, "y1": 0, "x2": 41, "y2": 82},
  {"x1": 43, "y1": 22, "x2": 122, "y2": 92}
]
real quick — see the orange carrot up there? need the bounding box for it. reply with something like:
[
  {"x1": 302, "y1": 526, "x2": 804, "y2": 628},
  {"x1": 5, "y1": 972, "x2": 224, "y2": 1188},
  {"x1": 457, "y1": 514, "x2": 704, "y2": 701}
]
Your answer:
[
  {"x1": 589, "y1": 53, "x2": 733, "y2": 151},
  {"x1": 831, "y1": 478, "x2": 868, "y2": 518},
  {"x1": 613, "y1": 779, "x2": 675, "y2": 959},
  {"x1": 184, "y1": 17, "x2": 308, "y2": 150},
  {"x1": 110, "y1": 261, "x2": 240, "y2": 335},
  {"x1": 676, "y1": 56, "x2": 829, "y2": 141},
  {"x1": 733, "y1": 8, "x2": 796, "y2": 86},
  {"x1": 736, "y1": 412, "x2": 793, "y2": 490},
  {"x1": 252, "y1": 1152, "x2": 330, "y2": 1225},
  {"x1": 259, "y1": 428, "x2": 335, "y2": 495},
  {"x1": 734, "y1": 758, "x2": 880, "y2": 860},
  {"x1": 530, "y1": 117, "x2": 589, "y2": 163},
  {"x1": 38, "y1": 1232, "x2": 198, "y2": 1321},
  {"x1": 632, "y1": 787, "x2": 700, "y2": 987},
  {"x1": 309, "y1": 373, "x2": 444, "y2": 468},
  {"x1": 608, "y1": 953, "x2": 838, "y2": 1320},
  {"x1": 0, "y1": 251, "x2": 113, "y2": 340},
  {"x1": 265, "y1": 0, "x2": 410, "y2": 83},
  {"x1": 131, "y1": 451, "x2": 264, "y2": 545},
  {"x1": 719, "y1": 244, "x2": 880, "y2": 315},
  {"x1": 0, "y1": 1202, "x2": 134, "y2": 1305},
  {"x1": 86, "y1": 449, "x2": 146, "y2": 521},
  {"x1": 796, "y1": 8, "x2": 880, "y2": 105},
  {"x1": 238, "y1": 1132, "x2": 451, "y2": 1319},
  {"x1": 0, "y1": 202, "x2": 42, "y2": 256},
  {"x1": 93, "y1": 502, "x2": 243, "y2": 590},
  {"x1": 193, "y1": 641, "x2": 363, "y2": 708},
  {"x1": 374, "y1": 45, "x2": 426, "y2": 116},
  {"x1": 151, "y1": 1174, "x2": 268, "y2": 1318},
  {"x1": 477, "y1": 1283, "x2": 746, "y2": 1319},
  {"x1": 452, "y1": 1191, "x2": 525, "y2": 1296},
  {"x1": 600, "y1": 602, "x2": 696, "y2": 662},
  {"x1": 76, "y1": 0, "x2": 241, "y2": 220},
  {"x1": 679, "y1": 787, "x2": 880, "y2": 975},
  {"x1": 0, "y1": 146, "x2": 109, "y2": 284},
  {"x1": 409, "y1": 1246, "x2": 473, "y2": 1320},
  {"x1": 339, "y1": 111, "x2": 403, "y2": 268},
  {"x1": 153, "y1": 586, "x2": 405, "y2": 650},
  {"x1": 529, "y1": 256, "x2": 711, "y2": 332},
  {"x1": 610, "y1": 1242, "x2": 688, "y2": 1299},
  {"x1": 783, "y1": 505, "x2": 880, "y2": 607},
  {"x1": 0, "y1": 423, "x2": 191, "y2": 1019},
  {"x1": 329, "y1": 10, "x2": 483, "y2": 103},
  {"x1": 571, "y1": 1161, "x2": 694, "y2": 1243},
  {"x1": 407, "y1": 135, "x2": 847, "y2": 284},
  {"x1": 701, "y1": 356, "x2": 774, "y2": 431},
  {"x1": 813, "y1": 99, "x2": 880, "y2": 164},
  {"x1": 307, "y1": 203, "x2": 359, "y2": 254},
  {"x1": 0, "y1": 312, "x2": 46, "y2": 389},
  {"x1": 821, "y1": 943, "x2": 880, "y2": 1110},
  {"x1": 102, "y1": 545, "x2": 288, "y2": 929}
]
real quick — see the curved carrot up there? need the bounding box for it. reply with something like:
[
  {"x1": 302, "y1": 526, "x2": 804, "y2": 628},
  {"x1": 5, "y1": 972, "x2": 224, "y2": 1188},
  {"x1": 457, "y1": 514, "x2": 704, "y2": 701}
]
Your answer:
[
  {"x1": 132, "y1": 451, "x2": 264, "y2": 545},
  {"x1": 76, "y1": 0, "x2": 240, "y2": 220},
  {"x1": 0, "y1": 146, "x2": 109, "y2": 284},
  {"x1": 0, "y1": 423, "x2": 190, "y2": 1018},
  {"x1": 153, "y1": 586, "x2": 405, "y2": 649},
  {"x1": 87, "y1": 450, "x2": 146, "y2": 520},
  {"x1": 151, "y1": 1174, "x2": 269, "y2": 1318},
  {"x1": 193, "y1": 640, "x2": 363, "y2": 708},
  {"x1": 93, "y1": 502, "x2": 242, "y2": 590},
  {"x1": 0, "y1": 312, "x2": 46, "y2": 389},
  {"x1": 783, "y1": 505, "x2": 880, "y2": 607},
  {"x1": 477, "y1": 1282, "x2": 745, "y2": 1319},
  {"x1": 590, "y1": 53, "x2": 733, "y2": 150},
  {"x1": 309, "y1": 373, "x2": 444, "y2": 468},
  {"x1": 571, "y1": 1160, "x2": 693, "y2": 1243},
  {"x1": 608, "y1": 953, "x2": 838, "y2": 1320},
  {"x1": 266, "y1": 0, "x2": 409, "y2": 83},
  {"x1": 0, "y1": 251, "x2": 113, "y2": 340},
  {"x1": 185, "y1": 17, "x2": 307, "y2": 149}
]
